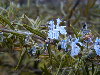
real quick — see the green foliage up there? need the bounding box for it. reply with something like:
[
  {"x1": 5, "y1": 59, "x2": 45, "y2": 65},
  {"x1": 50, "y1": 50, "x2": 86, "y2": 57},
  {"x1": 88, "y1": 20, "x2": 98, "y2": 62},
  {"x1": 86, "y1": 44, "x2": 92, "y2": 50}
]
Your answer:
[{"x1": 0, "y1": 15, "x2": 14, "y2": 29}]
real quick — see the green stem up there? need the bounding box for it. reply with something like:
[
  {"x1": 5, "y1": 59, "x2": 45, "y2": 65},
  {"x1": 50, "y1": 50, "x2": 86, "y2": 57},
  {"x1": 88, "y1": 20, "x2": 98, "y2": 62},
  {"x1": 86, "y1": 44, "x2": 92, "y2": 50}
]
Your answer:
[
  {"x1": 15, "y1": 48, "x2": 27, "y2": 70},
  {"x1": 47, "y1": 44, "x2": 53, "y2": 70},
  {"x1": 27, "y1": 0, "x2": 30, "y2": 7}
]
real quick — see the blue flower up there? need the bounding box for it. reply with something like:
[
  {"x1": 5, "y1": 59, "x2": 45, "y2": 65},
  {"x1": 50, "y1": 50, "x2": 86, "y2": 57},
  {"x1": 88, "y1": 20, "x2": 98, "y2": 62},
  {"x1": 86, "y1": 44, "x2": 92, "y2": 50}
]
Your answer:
[
  {"x1": 56, "y1": 18, "x2": 67, "y2": 35},
  {"x1": 61, "y1": 40, "x2": 67, "y2": 50},
  {"x1": 48, "y1": 18, "x2": 67, "y2": 39},
  {"x1": 94, "y1": 37, "x2": 100, "y2": 56},
  {"x1": 56, "y1": 18, "x2": 62, "y2": 26},
  {"x1": 48, "y1": 20, "x2": 59, "y2": 39},
  {"x1": 59, "y1": 26, "x2": 67, "y2": 35},
  {"x1": 28, "y1": 47, "x2": 37, "y2": 56},
  {"x1": 49, "y1": 20, "x2": 55, "y2": 30},
  {"x1": 71, "y1": 38, "x2": 82, "y2": 56},
  {"x1": 48, "y1": 29, "x2": 59, "y2": 39},
  {"x1": 67, "y1": 35, "x2": 72, "y2": 43}
]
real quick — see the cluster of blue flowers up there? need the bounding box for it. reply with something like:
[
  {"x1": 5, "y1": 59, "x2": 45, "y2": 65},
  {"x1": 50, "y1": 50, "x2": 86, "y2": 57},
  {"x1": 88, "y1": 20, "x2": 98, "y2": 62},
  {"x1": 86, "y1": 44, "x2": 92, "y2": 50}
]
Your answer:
[
  {"x1": 48, "y1": 18, "x2": 67, "y2": 39},
  {"x1": 48, "y1": 19, "x2": 100, "y2": 57}
]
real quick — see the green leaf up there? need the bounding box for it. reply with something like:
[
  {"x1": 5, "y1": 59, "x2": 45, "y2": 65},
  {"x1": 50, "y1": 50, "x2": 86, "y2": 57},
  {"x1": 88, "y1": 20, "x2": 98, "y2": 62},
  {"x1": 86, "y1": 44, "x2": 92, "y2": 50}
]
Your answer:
[
  {"x1": 0, "y1": 15, "x2": 14, "y2": 29},
  {"x1": 0, "y1": 29, "x2": 25, "y2": 37},
  {"x1": 15, "y1": 48, "x2": 27, "y2": 70},
  {"x1": 23, "y1": 24, "x2": 47, "y2": 39}
]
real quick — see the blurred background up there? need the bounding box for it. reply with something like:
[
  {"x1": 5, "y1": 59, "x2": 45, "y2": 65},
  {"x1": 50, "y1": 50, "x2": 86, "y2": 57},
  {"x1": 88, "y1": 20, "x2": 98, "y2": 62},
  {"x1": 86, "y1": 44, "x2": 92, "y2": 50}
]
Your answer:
[
  {"x1": 0, "y1": 0, "x2": 100, "y2": 75},
  {"x1": 0, "y1": 0, "x2": 100, "y2": 33}
]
